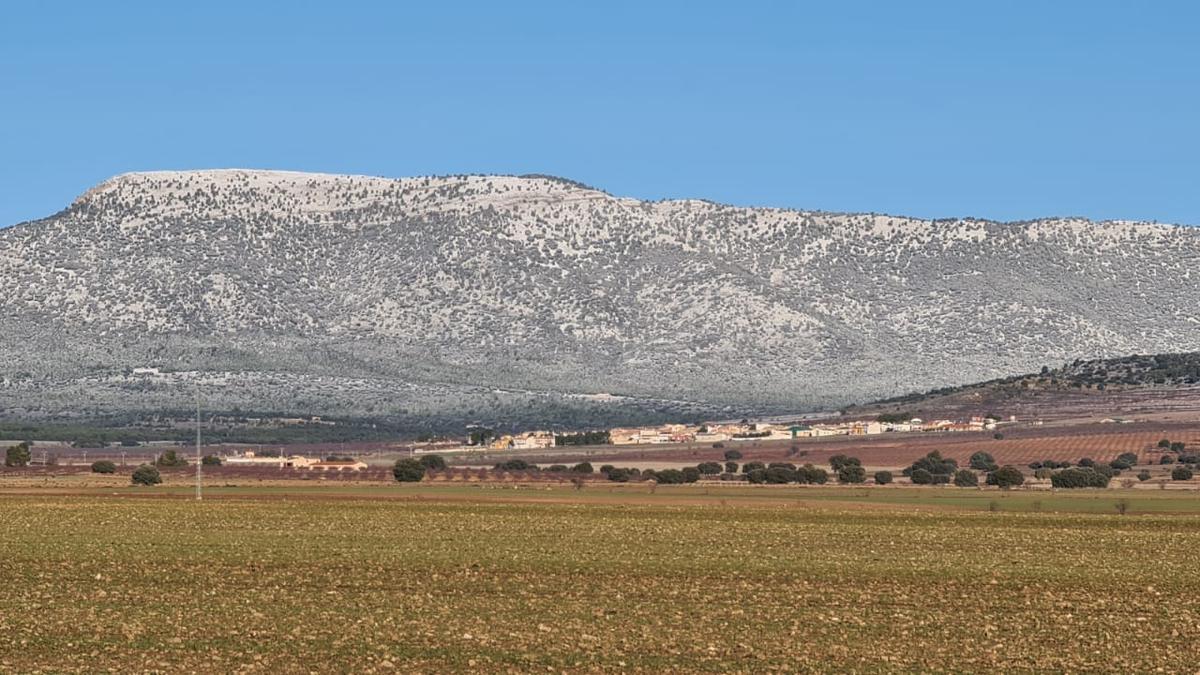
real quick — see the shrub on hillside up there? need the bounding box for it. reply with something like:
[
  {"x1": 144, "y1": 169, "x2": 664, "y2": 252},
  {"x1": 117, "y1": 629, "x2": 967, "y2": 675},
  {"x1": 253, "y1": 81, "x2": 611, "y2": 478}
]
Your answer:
[
  {"x1": 874, "y1": 470, "x2": 893, "y2": 485},
  {"x1": 90, "y1": 460, "x2": 117, "y2": 474},
  {"x1": 131, "y1": 464, "x2": 162, "y2": 486},
  {"x1": 954, "y1": 469, "x2": 978, "y2": 487},
  {"x1": 697, "y1": 461, "x2": 723, "y2": 475},
  {"x1": 1137, "y1": 470, "x2": 1152, "y2": 481},
  {"x1": 392, "y1": 458, "x2": 425, "y2": 482},
  {"x1": 1160, "y1": 455, "x2": 1175, "y2": 465},
  {"x1": 1172, "y1": 466, "x2": 1194, "y2": 481}
]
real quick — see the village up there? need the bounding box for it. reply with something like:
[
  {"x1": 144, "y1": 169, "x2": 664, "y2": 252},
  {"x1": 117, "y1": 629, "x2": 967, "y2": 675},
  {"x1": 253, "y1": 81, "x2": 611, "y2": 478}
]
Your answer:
[{"x1": 425, "y1": 414, "x2": 1006, "y2": 453}]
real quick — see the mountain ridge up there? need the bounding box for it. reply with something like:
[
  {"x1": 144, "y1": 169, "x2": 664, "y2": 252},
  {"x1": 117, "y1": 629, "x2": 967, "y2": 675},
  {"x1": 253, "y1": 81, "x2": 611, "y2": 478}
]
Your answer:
[{"x1": 2, "y1": 169, "x2": 1198, "y2": 431}]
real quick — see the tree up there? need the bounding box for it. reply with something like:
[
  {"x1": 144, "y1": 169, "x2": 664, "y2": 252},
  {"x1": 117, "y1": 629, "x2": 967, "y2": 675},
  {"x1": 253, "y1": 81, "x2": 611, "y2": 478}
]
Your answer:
[
  {"x1": 696, "y1": 462, "x2": 723, "y2": 475},
  {"x1": 724, "y1": 461, "x2": 738, "y2": 474},
  {"x1": 4, "y1": 442, "x2": 31, "y2": 467},
  {"x1": 954, "y1": 469, "x2": 979, "y2": 487},
  {"x1": 131, "y1": 464, "x2": 162, "y2": 486},
  {"x1": 829, "y1": 454, "x2": 861, "y2": 472},
  {"x1": 723, "y1": 449, "x2": 743, "y2": 461},
  {"x1": 201, "y1": 454, "x2": 222, "y2": 466},
  {"x1": 874, "y1": 471, "x2": 893, "y2": 485},
  {"x1": 910, "y1": 468, "x2": 933, "y2": 485},
  {"x1": 1050, "y1": 467, "x2": 1111, "y2": 488},
  {"x1": 797, "y1": 464, "x2": 828, "y2": 484},
  {"x1": 969, "y1": 451, "x2": 997, "y2": 472},
  {"x1": 418, "y1": 455, "x2": 447, "y2": 471},
  {"x1": 681, "y1": 467, "x2": 701, "y2": 483},
  {"x1": 1078, "y1": 457, "x2": 1095, "y2": 468},
  {"x1": 655, "y1": 469, "x2": 686, "y2": 484},
  {"x1": 1110, "y1": 452, "x2": 1137, "y2": 470},
  {"x1": 741, "y1": 461, "x2": 766, "y2": 474},
  {"x1": 91, "y1": 460, "x2": 117, "y2": 474},
  {"x1": 392, "y1": 458, "x2": 425, "y2": 482},
  {"x1": 986, "y1": 466, "x2": 1025, "y2": 489},
  {"x1": 1172, "y1": 466, "x2": 1194, "y2": 481},
  {"x1": 571, "y1": 462, "x2": 594, "y2": 474},
  {"x1": 746, "y1": 468, "x2": 767, "y2": 484},
  {"x1": 1158, "y1": 438, "x2": 1172, "y2": 448},
  {"x1": 764, "y1": 466, "x2": 797, "y2": 484},
  {"x1": 904, "y1": 451, "x2": 956, "y2": 482},
  {"x1": 838, "y1": 465, "x2": 867, "y2": 484},
  {"x1": 1137, "y1": 470, "x2": 1152, "y2": 481},
  {"x1": 1170, "y1": 441, "x2": 1186, "y2": 453},
  {"x1": 155, "y1": 450, "x2": 188, "y2": 468}
]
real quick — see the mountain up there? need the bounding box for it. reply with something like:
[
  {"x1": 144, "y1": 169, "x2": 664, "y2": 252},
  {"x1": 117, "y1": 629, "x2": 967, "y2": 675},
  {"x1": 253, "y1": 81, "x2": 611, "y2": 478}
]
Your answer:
[
  {"x1": 842, "y1": 351, "x2": 1200, "y2": 423},
  {"x1": 2, "y1": 169, "x2": 1199, "y2": 431}
]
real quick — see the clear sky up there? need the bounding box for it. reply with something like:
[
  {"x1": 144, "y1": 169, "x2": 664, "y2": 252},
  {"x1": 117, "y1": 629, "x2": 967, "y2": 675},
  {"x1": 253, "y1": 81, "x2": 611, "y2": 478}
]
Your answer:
[{"x1": 1, "y1": 1, "x2": 1197, "y2": 226}]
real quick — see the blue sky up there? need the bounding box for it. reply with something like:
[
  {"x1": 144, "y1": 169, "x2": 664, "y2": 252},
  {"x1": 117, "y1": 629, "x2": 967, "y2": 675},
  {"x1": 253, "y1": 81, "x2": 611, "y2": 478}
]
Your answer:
[{"x1": 1, "y1": 1, "x2": 1197, "y2": 226}]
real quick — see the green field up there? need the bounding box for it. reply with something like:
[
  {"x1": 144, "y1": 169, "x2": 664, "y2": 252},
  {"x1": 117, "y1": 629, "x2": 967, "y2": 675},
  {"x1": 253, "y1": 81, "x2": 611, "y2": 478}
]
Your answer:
[{"x1": 2, "y1": 484, "x2": 1199, "y2": 672}]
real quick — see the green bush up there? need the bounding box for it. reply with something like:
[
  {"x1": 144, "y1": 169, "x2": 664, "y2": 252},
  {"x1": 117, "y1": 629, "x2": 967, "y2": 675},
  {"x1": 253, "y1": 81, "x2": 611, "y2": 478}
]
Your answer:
[
  {"x1": 723, "y1": 449, "x2": 742, "y2": 461},
  {"x1": 910, "y1": 468, "x2": 933, "y2": 485},
  {"x1": 655, "y1": 469, "x2": 686, "y2": 484},
  {"x1": 1171, "y1": 466, "x2": 1193, "y2": 481},
  {"x1": 1033, "y1": 468, "x2": 1052, "y2": 480},
  {"x1": 90, "y1": 460, "x2": 117, "y2": 474},
  {"x1": 4, "y1": 442, "x2": 31, "y2": 468},
  {"x1": 696, "y1": 462, "x2": 723, "y2": 475},
  {"x1": 987, "y1": 466, "x2": 1025, "y2": 489},
  {"x1": 764, "y1": 466, "x2": 797, "y2": 484},
  {"x1": 418, "y1": 455, "x2": 447, "y2": 470},
  {"x1": 838, "y1": 465, "x2": 866, "y2": 484},
  {"x1": 1050, "y1": 467, "x2": 1111, "y2": 489},
  {"x1": 741, "y1": 461, "x2": 766, "y2": 474},
  {"x1": 681, "y1": 467, "x2": 701, "y2": 483},
  {"x1": 829, "y1": 454, "x2": 861, "y2": 472},
  {"x1": 392, "y1": 458, "x2": 426, "y2": 482},
  {"x1": 155, "y1": 450, "x2": 189, "y2": 468},
  {"x1": 1137, "y1": 470, "x2": 1152, "y2": 481},
  {"x1": 904, "y1": 451, "x2": 956, "y2": 482},
  {"x1": 201, "y1": 454, "x2": 222, "y2": 466},
  {"x1": 953, "y1": 469, "x2": 978, "y2": 487},
  {"x1": 495, "y1": 459, "x2": 537, "y2": 472},
  {"x1": 746, "y1": 468, "x2": 767, "y2": 484},
  {"x1": 572, "y1": 462, "x2": 594, "y2": 474},
  {"x1": 969, "y1": 451, "x2": 997, "y2": 471},
  {"x1": 130, "y1": 464, "x2": 162, "y2": 486},
  {"x1": 724, "y1": 461, "x2": 738, "y2": 474},
  {"x1": 874, "y1": 470, "x2": 893, "y2": 485},
  {"x1": 797, "y1": 464, "x2": 828, "y2": 484}
]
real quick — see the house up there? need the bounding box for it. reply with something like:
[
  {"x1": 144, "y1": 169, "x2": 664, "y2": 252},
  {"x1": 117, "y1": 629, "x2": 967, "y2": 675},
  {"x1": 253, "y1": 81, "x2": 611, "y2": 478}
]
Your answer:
[
  {"x1": 512, "y1": 431, "x2": 556, "y2": 450},
  {"x1": 610, "y1": 428, "x2": 641, "y2": 445}
]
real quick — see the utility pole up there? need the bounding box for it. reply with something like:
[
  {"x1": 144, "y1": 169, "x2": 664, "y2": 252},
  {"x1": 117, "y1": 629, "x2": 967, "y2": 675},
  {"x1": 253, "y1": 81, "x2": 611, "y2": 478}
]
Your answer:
[{"x1": 195, "y1": 379, "x2": 202, "y2": 501}]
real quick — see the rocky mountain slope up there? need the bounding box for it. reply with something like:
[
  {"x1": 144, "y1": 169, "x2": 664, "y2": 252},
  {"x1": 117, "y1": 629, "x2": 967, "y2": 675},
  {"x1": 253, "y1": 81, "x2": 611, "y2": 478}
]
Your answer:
[{"x1": 2, "y1": 169, "x2": 1198, "y2": 430}]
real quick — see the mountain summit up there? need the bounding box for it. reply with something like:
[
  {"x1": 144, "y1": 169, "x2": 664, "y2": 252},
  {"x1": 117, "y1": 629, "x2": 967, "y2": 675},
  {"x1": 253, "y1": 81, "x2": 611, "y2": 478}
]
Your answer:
[{"x1": 2, "y1": 169, "x2": 1198, "y2": 428}]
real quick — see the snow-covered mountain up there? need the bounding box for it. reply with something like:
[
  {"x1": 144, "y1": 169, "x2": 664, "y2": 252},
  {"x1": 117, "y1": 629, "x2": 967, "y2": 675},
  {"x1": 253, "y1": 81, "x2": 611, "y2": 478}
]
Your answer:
[{"x1": 2, "y1": 169, "x2": 1198, "y2": 429}]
